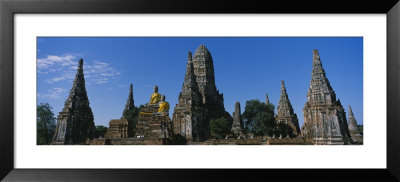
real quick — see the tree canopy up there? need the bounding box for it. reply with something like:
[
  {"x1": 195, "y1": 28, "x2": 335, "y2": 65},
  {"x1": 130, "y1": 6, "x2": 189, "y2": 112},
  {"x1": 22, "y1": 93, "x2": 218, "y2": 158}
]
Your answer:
[
  {"x1": 122, "y1": 105, "x2": 141, "y2": 137},
  {"x1": 210, "y1": 117, "x2": 231, "y2": 139},
  {"x1": 243, "y1": 99, "x2": 276, "y2": 136},
  {"x1": 37, "y1": 103, "x2": 56, "y2": 145},
  {"x1": 95, "y1": 125, "x2": 108, "y2": 138}
]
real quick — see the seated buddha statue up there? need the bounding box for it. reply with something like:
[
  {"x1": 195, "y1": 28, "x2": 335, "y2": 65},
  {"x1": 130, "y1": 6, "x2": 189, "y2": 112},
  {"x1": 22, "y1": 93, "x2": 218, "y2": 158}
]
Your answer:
[
  {"x1": 148, "y1": 85, "x2": 161, "y2": 106},
  {"x1": 139, "y1": 86, "x2": 164, "y2": 117},
  {"x1": 157, "y1": 95, "x2": 170, "y2": 116}
]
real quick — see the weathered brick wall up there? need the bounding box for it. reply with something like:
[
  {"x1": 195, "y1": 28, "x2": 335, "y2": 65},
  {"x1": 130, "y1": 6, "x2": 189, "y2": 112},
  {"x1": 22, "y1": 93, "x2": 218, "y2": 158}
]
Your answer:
[
  {"x1": 268, "y1": 137, "x2": 313, "y2": 145},
  {"x1": 90, "y1": 138, "x2": 105, "y2": 145}
]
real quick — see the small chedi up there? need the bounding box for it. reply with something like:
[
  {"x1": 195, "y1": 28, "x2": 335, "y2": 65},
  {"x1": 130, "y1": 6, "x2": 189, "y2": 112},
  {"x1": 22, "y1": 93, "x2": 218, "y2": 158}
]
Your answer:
[
  {"x1": 123, "y1": 84, "x2": 136, "y2": 137},
  {"x1": 231, "y1": 102, "x2": 244, "y2": 137},
  {"x1": 52, "y1": 59, "x2": 96, "y2": 144},
  {"x1": 347, "y1": 105, "x2": 363, "y2": 143},
  {"x1": 136, "y1": 86, "x2": 173, "y2": 144},
  {"x1": 172, "y1": 45, "x2": 232, "y2": 142},
  {"x1": 301, "y1": 49, "x2": 352, "y2": 144},
  {"x1": 275, "y1": 81, "x2": 300, "y2": 138},
  {"x1": 104, "y1": 119, "x2": 128, "y2": 139}
]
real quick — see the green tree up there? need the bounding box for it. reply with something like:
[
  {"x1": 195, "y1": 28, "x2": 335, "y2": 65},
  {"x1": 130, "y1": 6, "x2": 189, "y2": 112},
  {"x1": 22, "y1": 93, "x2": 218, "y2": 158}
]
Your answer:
[
  {"x1": 243, "y1": 99, "x2": 276, "y2": 136},
  {"x1": 210, "y1": 117, "x2": 231, "y2": 139},
  {"x1": 357, "y1": 124, "x2": 363, "y2": 135},
  {"x1": 37, "y1": 103, "x2": 56, "y2": 145},
  {"x1": 123, "y1": 105, "x2": 141, "y2": 137},
  {"x1": 95, "y1": 125, "x2": 108, "y2": 138}
]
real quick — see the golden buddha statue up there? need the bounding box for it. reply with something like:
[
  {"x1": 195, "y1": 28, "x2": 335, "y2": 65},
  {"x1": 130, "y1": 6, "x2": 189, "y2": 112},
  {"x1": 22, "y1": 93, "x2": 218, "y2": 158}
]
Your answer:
[
  {"x1": 158, "y1": 95, "x2": 170, "y2": 114},
  {"x1": 148, "y1": 85, "x2": 161, "y2": 105}
]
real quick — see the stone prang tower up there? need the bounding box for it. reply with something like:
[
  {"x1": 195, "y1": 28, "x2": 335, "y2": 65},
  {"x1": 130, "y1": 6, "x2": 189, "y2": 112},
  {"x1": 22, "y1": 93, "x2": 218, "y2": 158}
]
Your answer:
[
  {"x1": 52, "y1": 59, "x2": 95, "y2": 144},
  {"x1": 173, "y1": 45, "x2": 231, "y2": 141},
  {"x1": 172, "y1": 51, "x2": 208, "y2": 141},
  {"x1": 276, "y1": 80, "x2": 300, "y2": 138},
  {"x1": 301, "y1": 49, "x2": 352, "y2": 144},
  {"x1": 192, "y1": 45, "x2": 230, "y2": 121}
]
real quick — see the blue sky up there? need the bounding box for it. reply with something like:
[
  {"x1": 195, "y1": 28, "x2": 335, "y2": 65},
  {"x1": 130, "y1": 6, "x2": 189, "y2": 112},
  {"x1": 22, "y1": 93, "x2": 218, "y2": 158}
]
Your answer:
[{"x1": 37, "y1": 37, "x2": 363, "y2": 128}]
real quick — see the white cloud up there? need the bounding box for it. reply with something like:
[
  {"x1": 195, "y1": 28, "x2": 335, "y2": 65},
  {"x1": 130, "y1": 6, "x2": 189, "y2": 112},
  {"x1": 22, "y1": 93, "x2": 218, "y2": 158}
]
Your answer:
[
  {"x1": 37, "y1": 54, "x2": 76, "y2": 69},
  {"x1": 37, "y1": 87, "x2": 66, "y2": 99},
  {"x1": 83, "y1": 60, "x2": 120, "y2": 84},
  {"x1": 38, "y1": 54, "x2": 120, "y2": 85}
]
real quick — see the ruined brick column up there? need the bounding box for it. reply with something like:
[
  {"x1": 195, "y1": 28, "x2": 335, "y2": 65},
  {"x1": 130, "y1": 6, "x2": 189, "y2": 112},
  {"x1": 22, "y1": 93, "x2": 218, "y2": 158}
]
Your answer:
[{"x1": 231, "y1": 101, "x2": 244, "y2": 137}]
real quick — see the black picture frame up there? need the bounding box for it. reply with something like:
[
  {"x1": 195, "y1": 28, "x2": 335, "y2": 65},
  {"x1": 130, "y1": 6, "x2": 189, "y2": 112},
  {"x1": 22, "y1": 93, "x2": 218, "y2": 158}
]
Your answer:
[{"x1": 1, "y1": 0, "x2": 399, "y2": 181}]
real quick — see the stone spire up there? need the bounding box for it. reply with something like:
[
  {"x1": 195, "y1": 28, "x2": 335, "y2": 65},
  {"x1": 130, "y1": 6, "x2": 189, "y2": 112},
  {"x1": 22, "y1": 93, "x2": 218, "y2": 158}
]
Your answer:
[
  {"x1": 265, "y1": 93, "x2": 270, "y2": 105},
  {"x1": 122, "y1": 83, "x2": 136, "y2": 137},
  {"x1": 347, "y1": 105, "x2": 361, "y2": 136},
  {"x1": 182, "y1": 51, "x2": 201, "y2": 103},
  {"x1": 124, "y1": 84, "x2": 135, "y2": 112},
  {"x1": 172, "y1": 51, "x2": 207, "y2": 141},
  {"x1": 192, "y1": 45, "x2": 229, "y2": 121},
  {"x1": 276, "y1": 80, "x2": 300, "y2": 137},
  {"x1": 301, "y1": 50, "x2": 352, "y2": 144},
  {"x1": 231, "y1": 101, "x2": 244, "y2": 137},
  {"x1": 309, "y1": 49, "x2": 336, "y2": 104},
  {"x1": 52, "y1": 58, "x2": 95, "y2": 144}
]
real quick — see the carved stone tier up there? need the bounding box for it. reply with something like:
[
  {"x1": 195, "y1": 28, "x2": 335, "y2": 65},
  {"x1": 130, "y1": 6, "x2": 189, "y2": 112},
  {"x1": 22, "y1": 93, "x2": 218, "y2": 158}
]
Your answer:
[{"x1": 136, "y1": 105, "x2": 173, "y2": 142}]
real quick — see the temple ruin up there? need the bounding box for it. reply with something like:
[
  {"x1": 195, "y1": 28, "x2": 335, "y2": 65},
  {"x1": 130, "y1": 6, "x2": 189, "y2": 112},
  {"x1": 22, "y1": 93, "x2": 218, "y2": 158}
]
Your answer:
[{"x1": 49, "y1": 47, "x2": 361, "y2": 146}]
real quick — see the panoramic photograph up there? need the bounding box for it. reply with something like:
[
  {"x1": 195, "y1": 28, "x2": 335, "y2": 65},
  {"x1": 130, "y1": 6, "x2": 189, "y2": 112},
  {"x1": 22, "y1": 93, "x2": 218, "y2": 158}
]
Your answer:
[{"x1": 36, "y1": 37, "x2": 363, "y2": 145}]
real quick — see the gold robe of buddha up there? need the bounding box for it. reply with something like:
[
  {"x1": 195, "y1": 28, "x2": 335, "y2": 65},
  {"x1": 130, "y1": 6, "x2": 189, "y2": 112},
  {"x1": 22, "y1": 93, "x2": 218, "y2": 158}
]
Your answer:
[
  {"x1": 158, "y1": 101, "x2": 170, "y2": 113},
  {"x1": 149, "y1": 93, "x2": 161, "y2": 104}
]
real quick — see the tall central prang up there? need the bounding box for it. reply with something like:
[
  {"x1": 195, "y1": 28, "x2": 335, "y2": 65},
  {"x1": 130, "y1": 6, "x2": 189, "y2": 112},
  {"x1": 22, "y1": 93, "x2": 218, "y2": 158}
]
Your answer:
[
  {"x1": 192, "y1": 45, "x2": 227, "y2": 119},
  {"x1": 173, "y1": 45, "x2": 231, "y2": 141}
]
